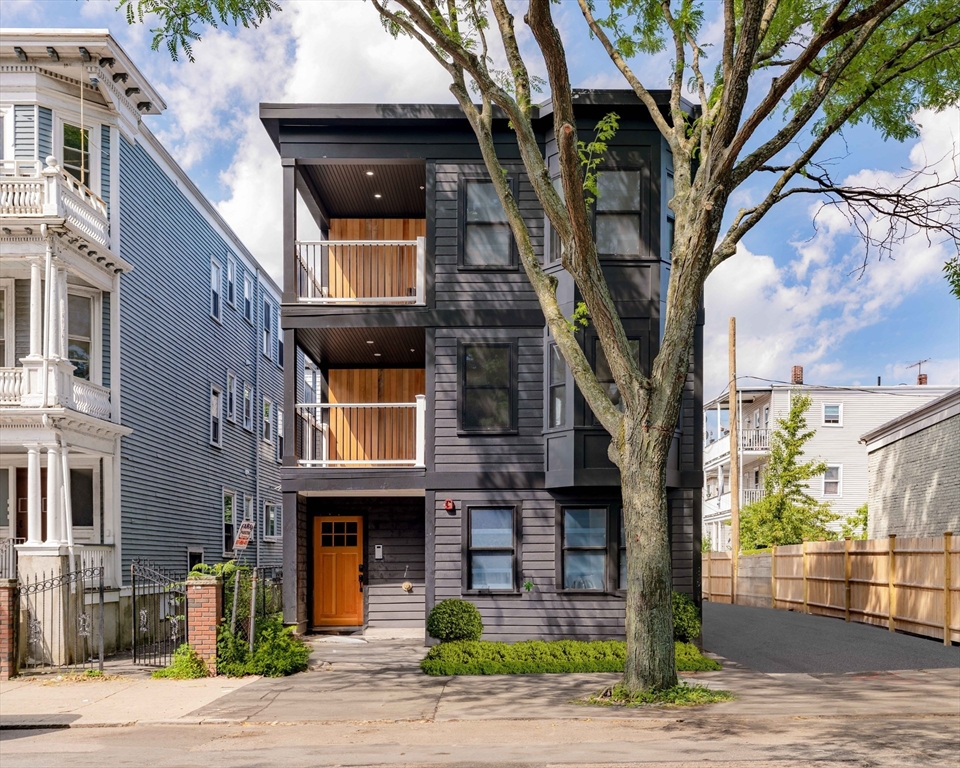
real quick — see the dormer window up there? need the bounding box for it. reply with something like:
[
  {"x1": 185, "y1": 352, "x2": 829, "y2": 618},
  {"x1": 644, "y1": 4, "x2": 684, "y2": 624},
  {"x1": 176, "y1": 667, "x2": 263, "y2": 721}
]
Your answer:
[{"x1": 63, "y1": 123, "x2": 90, "y2": 186}]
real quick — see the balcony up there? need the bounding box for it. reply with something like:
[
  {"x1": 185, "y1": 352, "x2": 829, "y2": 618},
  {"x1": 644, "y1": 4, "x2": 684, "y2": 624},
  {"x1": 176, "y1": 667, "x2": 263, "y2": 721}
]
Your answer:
[
  {"x1": 0, "y1": 366, "x2": 113, "y2": 422},
  {"x1": 740, "y1": 428, "x2": 770, "y2": 451},
  {"x1": 296, "y1": 237, "x2": 426, "y2": 305},
  {"x1": 0, "y1": 158, "x2": 109, "y2": 248},
  {"x1": 703, "y1": 428, "x2": 772, "y2": 468},
  {"x1": 296, "y1": 397, "x2": 426, "y2": 468}
]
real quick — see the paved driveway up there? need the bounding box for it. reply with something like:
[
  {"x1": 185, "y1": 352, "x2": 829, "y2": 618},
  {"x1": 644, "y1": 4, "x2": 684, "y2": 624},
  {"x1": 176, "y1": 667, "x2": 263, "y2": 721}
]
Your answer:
[{"x1": 703, "y1": 601, "x2": 960, "y2": 673}]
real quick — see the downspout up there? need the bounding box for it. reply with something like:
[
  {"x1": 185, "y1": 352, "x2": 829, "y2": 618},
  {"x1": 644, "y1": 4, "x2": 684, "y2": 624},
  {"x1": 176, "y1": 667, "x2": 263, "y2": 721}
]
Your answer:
[{"x1": 255, "y1": 270, "x2": 262, "y2": 569}]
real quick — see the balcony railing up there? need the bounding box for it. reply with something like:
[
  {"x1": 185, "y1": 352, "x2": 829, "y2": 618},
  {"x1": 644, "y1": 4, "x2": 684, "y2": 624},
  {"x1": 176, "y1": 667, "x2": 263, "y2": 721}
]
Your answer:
[
  {"x1": 740, "y1": 428, "x2": 770, "y2": 451},
  {"x1": 0, "y1": 157, "x2": 109, "y2": 247},
  {"x1": 296, "y1": 237, "x2": 426, "y2": 305},
  {"x1": 78, "y1": 544, "x2": 118, "y2": 588},
  {"x1": 743, "y1": 488, "x2": 766, "y2": 505},
  {"x1": 296, "y1": 396, "x2": 426, "y2": 467},
  {"x1": 0, "y1": 366, "x2": 113, "y2": 421},
  {"x1": 0, "y1": 538, "x2": 25, "y2": 579}
]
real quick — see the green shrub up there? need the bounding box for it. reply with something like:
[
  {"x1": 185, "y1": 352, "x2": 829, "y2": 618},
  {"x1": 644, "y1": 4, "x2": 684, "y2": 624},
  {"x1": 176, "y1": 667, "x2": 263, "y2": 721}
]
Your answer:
[
  {"x1": 672, "y1": 592, "x2": 701, "y2": 642},
  {"x1": 589, "y1": 681, "x2": 734, "y2": 707},
  {"x1": 426, "y1": 599, "x2": 483, "y2": 642},
  {"x1": 151, "y1": 644, "x2": 209, "y2": 679},
  {"x1": 217, "y1": 617, "x2": 311, "y2": 678},
  {"x1": 420, "y1": 639, "x2": 719, "y2": 676}
]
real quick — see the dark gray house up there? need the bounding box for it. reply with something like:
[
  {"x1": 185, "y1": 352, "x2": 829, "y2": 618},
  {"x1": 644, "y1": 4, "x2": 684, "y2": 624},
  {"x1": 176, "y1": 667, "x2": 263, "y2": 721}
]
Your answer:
[{"x1": 263, "y1": 91, "x2": 703, "y2": 640}]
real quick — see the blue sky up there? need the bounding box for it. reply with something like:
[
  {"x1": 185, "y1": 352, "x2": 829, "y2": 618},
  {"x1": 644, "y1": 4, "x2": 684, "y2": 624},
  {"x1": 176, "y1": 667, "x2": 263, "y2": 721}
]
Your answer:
[{"x1": 5, "y1": 0, "x2": 958, "y2": 398}]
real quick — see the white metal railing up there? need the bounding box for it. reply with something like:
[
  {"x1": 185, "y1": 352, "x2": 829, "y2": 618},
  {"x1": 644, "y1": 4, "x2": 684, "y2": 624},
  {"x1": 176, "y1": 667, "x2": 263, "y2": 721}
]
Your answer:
[
  {"x1": 71, "y1": 378, "x2": 113, "y2": 421},
  {"x1": 296, "y1": 237, "x2": 426, "y2": 305},
  {"x1": 0, "y1": 368, "x2": 23, "y2": 404},
  {"x1": 743, "y1": 488, "x2": 766, "y2": 505},
  {"x1": 297, "y1": 395, "x2": 426, "y2": 467},
  {"x1": 0, "y1": 538, "x2": 24, "y2": 579},
  {"x1": 0, "y1": 157, "x2": 109, "y2": 246},
  {"x1": 740, "y1": 428, "x2": 770, "y2": 451},
  {"x1": 78, "y1": 545, "x2": 118, "y2": 588}
]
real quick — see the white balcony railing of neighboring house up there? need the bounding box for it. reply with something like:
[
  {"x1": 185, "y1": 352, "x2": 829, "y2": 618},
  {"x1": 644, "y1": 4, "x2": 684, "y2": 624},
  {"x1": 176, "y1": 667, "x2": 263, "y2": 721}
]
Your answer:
[
  {"x1": 703, "y1": 488, "x2": 766, "y2": 518},
  {"x1": 296, "y1": 238, "x2": 426, "y2": 305},
  {"x1": 0, "y1": 157, "x2": 109, "y2": 247},
  {"x1": 743, "y1": 488, "x2": 766, "y2": 505},
  {"x1": 740, "y1": 428, "x2": 771, "y2": 451},
  {"x1": 0, "y1": 366, "x2": 113, "y2": 421},
  {"x1": 0, "y1": 537, "x2": 25, "y2": 579},
  {"x1": 296, "y1": 396, "x2": 426, "y2": 468},
  {"x1": 78, "y1": 544, "x2": 118, "y2": 588}
]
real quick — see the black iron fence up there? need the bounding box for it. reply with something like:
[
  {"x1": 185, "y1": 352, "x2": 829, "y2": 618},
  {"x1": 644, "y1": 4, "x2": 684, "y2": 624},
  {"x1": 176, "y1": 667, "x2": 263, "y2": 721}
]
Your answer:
[
  {"x1": 18, "y1": 566, "x2": 104, "y2": 674},
  {"x1": 131, "y1": 560, "x2": 187, "y2": 667},
  {"x1": 223, "y1": 566, "x2": 283, "y2": 647}
]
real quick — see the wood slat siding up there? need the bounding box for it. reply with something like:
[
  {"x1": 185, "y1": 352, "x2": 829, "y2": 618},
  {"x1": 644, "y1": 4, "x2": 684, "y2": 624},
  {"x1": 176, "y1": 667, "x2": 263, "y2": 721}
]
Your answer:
[
  {"x1": 101, "y1": 295, "x2": 110, "y2": 388},
  {"x1": 116, "y1": 136, "x2": 283, "y2": 578},
  {"x1": 37, "y1": 107, "x2": 52, "y2": 160},
  {"x1": 100, "y1": 125, "x2": 111, "y2": 214},
  {"x1": 326, "y1": 219, "x2": 425, "y2": 300},
  {"x1": 13, "y1": 106, "x2": 35, "y2": 159},
  {"x1": 13, "y1": 280, "x2": 29, "y2": 365}
]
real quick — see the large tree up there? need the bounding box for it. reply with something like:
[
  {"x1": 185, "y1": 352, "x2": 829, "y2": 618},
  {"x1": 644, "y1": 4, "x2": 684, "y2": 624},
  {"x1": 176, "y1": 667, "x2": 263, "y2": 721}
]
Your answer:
[{"x1": 123, "y1": 0, "x2": 960, "y2": 693}]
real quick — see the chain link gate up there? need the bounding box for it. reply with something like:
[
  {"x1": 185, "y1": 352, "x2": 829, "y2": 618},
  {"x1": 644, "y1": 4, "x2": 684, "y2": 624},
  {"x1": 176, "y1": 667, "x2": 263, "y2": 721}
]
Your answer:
[{"x1": 131, "y1": 560, "x2": 187, "y2": 667}]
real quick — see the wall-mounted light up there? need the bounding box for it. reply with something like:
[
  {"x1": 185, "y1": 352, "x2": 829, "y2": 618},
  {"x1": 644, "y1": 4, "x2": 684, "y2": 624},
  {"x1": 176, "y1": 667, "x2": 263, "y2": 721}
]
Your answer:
[
  {"x1": 14, "y1": 47, "x2": 28, "y2": 62},
  {"x1": 46, "y1": 47, "x2": 59, "y2": 61},
  {"x1": 79, "y1": 47, "x2": 91, "y2": 62}
]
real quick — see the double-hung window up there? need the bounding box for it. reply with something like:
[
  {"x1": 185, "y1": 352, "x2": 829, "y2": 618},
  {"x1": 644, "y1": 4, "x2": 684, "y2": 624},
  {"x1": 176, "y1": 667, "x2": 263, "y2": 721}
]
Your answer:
[
  {"x1": 459, "y1": 342, "x2": 516, "y2": 433},
  {"x1": 243, "y1": 274, "x2": 254, "y2": 322},
  {"x1": 63, "y1": 123, "x2": 90, "y2": 185},
  {"x1": 466, "y1": 506, "x2": 516, "y2": 591},
  {"x1": 664, "y1": 170, "x2": 675, "y2": 262},
  {"x1": 823, "y1": 403, "x2": 842, "y2": 426},
  {"x1": 547, "y1": 174, "x2": 565, "y2": 263},
  {"x1": 244, "y1": 495, "x2": 254, "y2": 527},
  {"x1": 243, "y1": 382, "x2": 253, "y2": 431},
  {"x1": 276, "y1": 408, "x2": 284, "y2": 462},
  {"x1": 277, "y1": 329, "x2": 284, "y2": 368},
  {"x1": 561, "y1": 507, "x2": 608, "y2": 590},
  {"x1": 67, "y1": 292, "x2": 93, "y2": 380},
  {"x1": 593, "y1": 338, "x2": 640, "y2": 422},
  {"x1": 262, "y1": 299, "x2": 272, "y2": 357},
  {"x1": 264, "y1": 502, "x2": 282, "y2": 541},
  {"x1": 461, "y1": 178, "x2": 514, "y2": 268},
  {"x1": 226, "y1": 372, "x2": 237, "y2": 422},
  {"x1": 226, "y1": 258, "x2": 236, "y2": 307},
  {"x1": 223, "y1": 489, "x2": 236, "y2": 556},
  {"x1": 823, "y1": 465, "x2": 842, "y2": 496},
  {"x1": 595, "y1": 171, "x2": 641, "y2": 257},
  {"x1": 548, "y1": 343, "x2": 566, "y2": 428},
  {"x1": 262, "y1": 397, "x2": 273, "y2": 443},
  {"x1": 210, "y1": 385, "x2": 223, "y2": 447},
  {"x1": 210, "y1": 260, "x2": 222, "y2": 321}
]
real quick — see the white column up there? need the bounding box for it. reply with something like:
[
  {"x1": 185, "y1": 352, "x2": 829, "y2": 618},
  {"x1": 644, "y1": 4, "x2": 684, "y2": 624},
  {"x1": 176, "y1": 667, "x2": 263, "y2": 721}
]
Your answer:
[
  {"x1": 45, "y1": 445, "x2": 61, "y2": 545},
  {"x1": 29, "y1": 260, "x2": 43, "y2": 357},
  {"x1": 60, "y1": 443, "x2": 74, "y2": 549},
  {"x1": 57, "y1": 268, "x2": 68, "y2": 361},
  {"x1": 414, "y1": 394, "x2": 426, "y2": 468},
  {"x1": 26, "y1": 445, "x2": 43, "y2": 545}
]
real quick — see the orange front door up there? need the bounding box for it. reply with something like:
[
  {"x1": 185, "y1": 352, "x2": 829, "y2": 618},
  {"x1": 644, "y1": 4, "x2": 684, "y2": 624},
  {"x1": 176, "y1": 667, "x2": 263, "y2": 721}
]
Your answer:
[{"x1": 312, "y1": 516, "x2": 364, "y2": 626}]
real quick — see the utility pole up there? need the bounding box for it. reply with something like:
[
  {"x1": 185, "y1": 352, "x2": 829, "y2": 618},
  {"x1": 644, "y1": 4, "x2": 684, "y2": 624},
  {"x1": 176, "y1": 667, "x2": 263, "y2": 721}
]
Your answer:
[{"x1": 728, "y1": 317, "x2": 739, "y2": 604}]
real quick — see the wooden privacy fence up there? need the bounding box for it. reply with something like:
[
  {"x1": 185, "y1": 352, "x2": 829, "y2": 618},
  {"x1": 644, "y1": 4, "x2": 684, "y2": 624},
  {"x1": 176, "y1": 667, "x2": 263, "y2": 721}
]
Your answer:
[{"x1": 703, "y1": 533, "x2": 958, "y2": 645}]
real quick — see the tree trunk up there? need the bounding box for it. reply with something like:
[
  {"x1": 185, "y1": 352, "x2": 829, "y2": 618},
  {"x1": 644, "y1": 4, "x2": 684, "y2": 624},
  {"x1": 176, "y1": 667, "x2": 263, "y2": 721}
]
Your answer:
[{"x1": 621, "y1": 427, "x2": 678, "y2": 692}]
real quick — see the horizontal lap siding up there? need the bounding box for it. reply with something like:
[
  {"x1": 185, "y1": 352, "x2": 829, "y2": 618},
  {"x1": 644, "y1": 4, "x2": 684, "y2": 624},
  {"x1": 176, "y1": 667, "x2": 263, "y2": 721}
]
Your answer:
[
  {"x1": 13, "y1": 106, "x2": 35, "y2": 159},
  {"x1": 14, "y1": 280, "x2": 29, "y2": 365},
  {"x1": 367, "y1": 504, "x2": 426, "y2": 627},
  {"x1": 434, "y1": 491, "x2": 626, "y2": 641},
  {"x1": 669, "y1": 489, "x2": 697, "y2": 598}
]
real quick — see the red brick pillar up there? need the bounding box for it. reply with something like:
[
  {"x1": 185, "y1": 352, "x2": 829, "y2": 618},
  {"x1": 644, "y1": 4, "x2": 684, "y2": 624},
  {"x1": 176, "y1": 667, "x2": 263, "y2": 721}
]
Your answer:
[
  {"x1": 0, "y1": 579, "x2": 18, "y2": 680},
  {"x1": 186, "y1": 576, "x2": 222, "y2": 676}
]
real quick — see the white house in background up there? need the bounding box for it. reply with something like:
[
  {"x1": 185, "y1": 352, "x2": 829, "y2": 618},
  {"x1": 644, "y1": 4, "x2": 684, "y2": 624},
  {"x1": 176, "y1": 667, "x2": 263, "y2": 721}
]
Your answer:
[{"x1": 702, "y1": 366, "x2": 953, "y2": 551}]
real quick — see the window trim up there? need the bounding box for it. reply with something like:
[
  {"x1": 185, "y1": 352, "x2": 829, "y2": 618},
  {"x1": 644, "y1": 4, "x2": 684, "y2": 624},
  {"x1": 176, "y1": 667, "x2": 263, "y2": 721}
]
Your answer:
[
  {"x1": 823, "y1": 464, "x2": 842, "y2": 497},
  {"x1": 187, "y1": 547, "x2": 204, "y2": 573},
  {"x1": 276, "y1": 407, "x2": 284, "y2": 463},
  {"x1": 262, "y1": 396, "x2": 273, "y2": 443},
  {"x1": 462, "y1": 504, "x2": 520, "y2": 595},
  {"x1": 263, "y1": 501, "x2": 282, "y2": 542},
  {"x1": 226, "y1": 371, "x2": 237, "y2": 423},
  {"x1": 243, "y1": 273, "x2": 255, "y2": 323},
  {"x1": 262, "y1": 298, "x2": 272, "y2": 358},
  {"x1": 822, "y1": 403, "x2": 843, "y2": 427},
  {"x1": 458, "y1": 173, "x2": 519, "y2": 271},
  {"x1": 0, "y1": 278, "x2": 14, "y2": 367},
  {"x1": 222, "y1": 488, "x2": 237, "y2": 557},
  {"x1": 210, "y1": 258, "x2": 223, "y2": 323},
  {"x1": 556, "y1": 503, "x2": 619, "y2": 594},
  {"x1": 277, "y1": 328, "x2": 284, "y2": 369},
  {"x1": 226, "y1": 257, "x2": 237, "y2": 308},
  {"x1": 590, "y1": 335, "x2": 642, "y2": 425},
  {"x1": 66, "y1": 287, "x2": 101, "y2": 383},
  {"x1": 209, "y1": 384, "x2": 223, "y2": 448},
  {"x1": 58, "y1": 117, "x2": 97, "y2": 192},
  {"x1": 546, "y1": 341, "x2": 567, "y2": 430},
  {"x1": 243, "y1": 381, "x2": 254, "y2": 432},
  {"x1": 457, "y1": 340, "x2": 519, "y2": 435}
]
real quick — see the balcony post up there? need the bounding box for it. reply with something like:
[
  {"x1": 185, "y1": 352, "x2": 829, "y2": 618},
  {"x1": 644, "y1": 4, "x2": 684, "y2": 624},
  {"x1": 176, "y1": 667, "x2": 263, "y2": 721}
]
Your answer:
[
  {"x1": 29, "y1": 259, "x2": 42, "y2": 357},
  {"x1": 415, "y1": 236, "x2": 426, "y2": 305},
  {"x1": 44, "y1": 444, "x2": 62, "y2": 545},
  {"x1": 415, "y1": 395, "x2": 426, "y2": 468},
  {"x1": 41, "y1": 156, "x2": 62, "y2": 217},
  {"x1": 281, "y1": 159, "x2": 297, "y2": 305}
]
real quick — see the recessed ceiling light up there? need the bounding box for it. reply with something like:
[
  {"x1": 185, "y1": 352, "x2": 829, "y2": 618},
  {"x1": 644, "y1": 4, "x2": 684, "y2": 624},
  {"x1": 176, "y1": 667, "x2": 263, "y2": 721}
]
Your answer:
[
  {"x1": 420, "y1": 185, "x2": 425, "y2": 190},
  {"x1": 374, "y1": 353, "x2": 381, "y2": 357},
  {"x1": 374, "y1": 193, "x2": 382, "y2": 199},
  {"x1": 365, "y1": 171, "x2": 374, "y2": 176},
  {"x1": 410, "y1": 348, "x2": 415, "y2": 353},
  {"x1": 366, "y1": 340, "x2": 375, "y2": 344}
]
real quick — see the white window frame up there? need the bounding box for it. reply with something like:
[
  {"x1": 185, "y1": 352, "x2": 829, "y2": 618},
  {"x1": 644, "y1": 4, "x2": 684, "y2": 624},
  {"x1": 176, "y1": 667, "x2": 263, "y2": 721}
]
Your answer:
[
  {"x1": 277, "y1": 328, "x2": 284, "y2": 369},
  {"x1": 223, "y1": 488, "x2": 237, "y2": 557},
  {"x1": 210, "y1": 384, "x2": 223, "y2": 448},
  {"x1": 262, "y1": 396, "x2": 273, "y2": 443},
  {"x1": 210, "y1": 259, "x2": 223, "y2": 322},
  {"x1": 264, "y1": 501, "x2": 282, "y2": 541},
  {"x1": 66, "y1": 286, "x2": 102, "y2": 384},
  {"x1": 763, "y1": 405, "x2": 770, "y2": 429},
  {"x1": 822, "y1": 464, "x2": 842, "y2": 497},
  {"x1": 244, "y1": 494, "x2": 254, "y2": 525},
  {"x1": 822, "y1": 403, "x2": 843, "y2": 427},
  {"x1": 276, "y1": 407, "x2": 284, "y2": 463},
  {"x1": 243, "y1": 273, "x2": 254, "y2": 323},
  {"x1": 0, "y1": 278, "x2": 15, "y2": 367},
  {"x1": 262, "y1": 298, "x2": 272, "y2": 358},
  {"x1": 226, "y1": 257, "x2": 237, "y2": 307},
  {"x1": 243, "y1": 381, "x2": 254, "y2": 431},
  {"x1": 56, "y1": 115, "x2": 100, "y2": 194},
  {"x1": 226, "y1": 372, "x2": 237, "y2": 423}
]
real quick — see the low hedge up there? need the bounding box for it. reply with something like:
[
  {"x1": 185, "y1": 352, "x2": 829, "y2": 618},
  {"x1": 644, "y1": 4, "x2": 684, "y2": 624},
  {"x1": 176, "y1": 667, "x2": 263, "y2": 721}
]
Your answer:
[{"x1": 420, "y1": 639, "x2": 720, "y2": 676}]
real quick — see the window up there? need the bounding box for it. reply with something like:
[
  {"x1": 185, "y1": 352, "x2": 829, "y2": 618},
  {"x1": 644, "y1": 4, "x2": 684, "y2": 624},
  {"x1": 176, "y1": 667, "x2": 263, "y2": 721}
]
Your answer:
[
  {"x1": 754, "y1": 410, "x2": 761, "y2": 429},
  {"x1": 664, "y1": 171, "x2": 675, "y2": 261},
  {"x1": 262, "y1": 299, "x2": 272, "y2": 357},
  {"x1": 262, "y1": 397, "x2": 273, "y2": 442},
  {"x1": 547, "y1": 175, "x2": 565, "y2": 263},
  {"x1": 210, "y1": 385, "x2": 223, "y2": 447},
  {"x1": 67, "y1": 293, "x2": 92, "y2": 380},
  {"x1": 319, "y1": 519, "x2": 358, "y2": 547},
  {"x1": 548, "y1": 343, "x2": 566, "y2": 428},
  {"x1": 264, "y1": 502, "x2": 282, "y2": 541},
  {"x1": 223, "y1": 489, "x2": 236, "y2": 556},
  {"x1": 823, "y1": 465, "x2": 842, "y2": 496},
  {"x1": 187, "y1": 549, "x2": 204, "y2": 572},
  {"x1": 243, "y1": 274, "x2": 254, "y2": 322},
  {"x1": 595, "y1": 171, "x2": 641, "y2": 256},
  {"x1": 226, "y1": 258, "x2": 236, "y2": 307},
  {"x1": 243, "y1": 382, "x2": 253, "y2": 431},
  {"x1": 593, "y1": 338, "x2": 640, "y2": 421},
  {"x1": 277, "y1": 329, "x2": 284, "y2": 368},
  {"x1": 63, "y1": 123, "x2": 90, "y2": 185},
  {"x1": 244, "y1": 494, "x2": 254, "y2": 525},
  {"x1": 226, "y1": 372, "x2": 237, "y2": 422},
  {"x1": 459, "y1": 342, "x2": 516, "y2": 433},
  {"x1": 619, "y1": 511, "x2": 627, "y2": 590},
  {"x1": 461, "y1": 178, "x2": 514, "y2": 268},
  {"x1": 276, "y1": 408, "x2": 284, "y2": 462},
  {"x1": 210, "y1": 260, "x2": 222, "y2": 321},
  {"x1": 823, "y1": 403, "x2": 842, "y2": 426},
  {"x1": 562, "y1": 508, "x2": 608, "y2": 590},
  {"x1": 466, "y1": 506, "x2": 516, "y2": 591},
  {"x1": 763, "y1": 406, "x2": 770, "y2": 428},
  {"x1": 0, "y1": 284, "x2": 12, "y2": 367}
]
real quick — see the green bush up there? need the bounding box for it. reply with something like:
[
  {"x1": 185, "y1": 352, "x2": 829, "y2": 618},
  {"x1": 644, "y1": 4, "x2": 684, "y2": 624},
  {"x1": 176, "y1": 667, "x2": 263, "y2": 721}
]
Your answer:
[
  {"x1": 420, "y1": 639, "x2": 719, "y2": 676},
  {"x1": 426, "y1": 598, "x2": 484, "y2": 642},
  {"x1": 217, "y1": 617, "x2": 311, "y2": 677},
  {"x1": 672, "y1": 591, "x2": 701, "y2": 642},
  {"x1": 151, "y1": 644, "x2": 209, "y2": 679}
]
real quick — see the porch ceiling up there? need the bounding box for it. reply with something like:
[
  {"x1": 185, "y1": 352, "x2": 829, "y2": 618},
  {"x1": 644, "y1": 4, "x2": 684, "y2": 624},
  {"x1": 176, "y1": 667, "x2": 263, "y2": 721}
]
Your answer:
[
  {"x1": 298, "y1": 326, "x2": 425, "y2": 368},
  {"x1": 302, "y1": 163, "x2": 426, "y2": 219}
]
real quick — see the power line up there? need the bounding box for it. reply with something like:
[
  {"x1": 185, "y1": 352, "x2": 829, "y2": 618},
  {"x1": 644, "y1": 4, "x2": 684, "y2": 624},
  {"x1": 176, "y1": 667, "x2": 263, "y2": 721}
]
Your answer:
[{"x1": 705, "y1": 373, "x2": 950, "y2": 407}]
